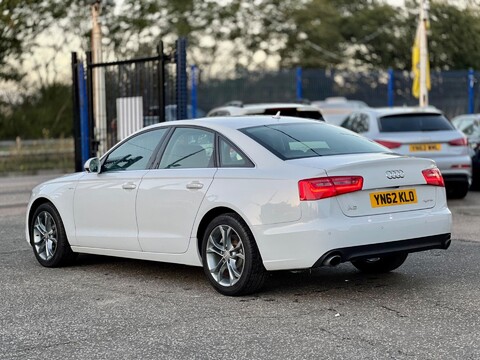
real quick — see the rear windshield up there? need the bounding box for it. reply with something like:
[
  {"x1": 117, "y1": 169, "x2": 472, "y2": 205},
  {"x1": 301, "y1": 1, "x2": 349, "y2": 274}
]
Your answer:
[
  {"x1": 241, "y1": 123, "x2": 387, "y2": 160},
  {"x1": 261, "y1": 108, "x2": 324, "y2": 121},
  {"x1": 379, "y1": 113, "x2": 454, "y2": 132}
]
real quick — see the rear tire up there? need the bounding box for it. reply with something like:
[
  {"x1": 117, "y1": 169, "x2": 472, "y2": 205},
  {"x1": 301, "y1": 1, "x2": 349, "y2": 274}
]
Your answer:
[
  {"x1": 446, "y1": 182, "x2": 469, "y2": 199},
  {"x1": 351, "y1": 253, "x2": 408, "y2": 274},
  {"x1": 202, "y1": 213, "x2": 267, "y2": 296},
  {"x1": 30, "y1": 203, "x2": 77, "y2": 267}
]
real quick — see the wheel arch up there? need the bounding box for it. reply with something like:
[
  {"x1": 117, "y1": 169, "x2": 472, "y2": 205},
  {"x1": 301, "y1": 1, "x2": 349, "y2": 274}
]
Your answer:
[
  {"x1": 196, "y1": 206, "x2": 247, "y2": 258},
  {"x1": 27, "y1": 197, "x2": 55, "y2": 245}
]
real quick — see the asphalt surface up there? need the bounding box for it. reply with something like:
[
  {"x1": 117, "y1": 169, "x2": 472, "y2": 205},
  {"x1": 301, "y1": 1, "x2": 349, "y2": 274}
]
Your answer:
[{"x1": 0, "y1": 174, "x2": 479, "y2": 359}]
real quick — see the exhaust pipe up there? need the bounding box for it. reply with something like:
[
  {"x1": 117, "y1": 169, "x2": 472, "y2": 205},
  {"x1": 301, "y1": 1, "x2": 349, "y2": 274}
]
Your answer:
[{"x1": 323, "y1": 254, "x2": 342, "y2": 267}]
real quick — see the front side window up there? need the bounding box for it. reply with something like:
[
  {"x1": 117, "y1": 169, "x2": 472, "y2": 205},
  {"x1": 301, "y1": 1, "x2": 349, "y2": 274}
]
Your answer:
[
  {"x1": 241, "y1": 122, "x2": 387, "y2": 160},
  {"x1": 159, "y1": 127, "x2": 214, "y2": 169},
  {"x1": 102, "y1": 128, "x2": 167, "y2": 172},
  {"x1": 341, "y1": 113, "x2": 358, "y2": 131}
]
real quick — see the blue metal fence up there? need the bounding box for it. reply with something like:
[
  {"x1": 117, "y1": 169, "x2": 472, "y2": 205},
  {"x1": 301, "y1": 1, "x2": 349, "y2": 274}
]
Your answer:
[{"x1": 191, "y1": 68, "x2": 477, "y2": 120}]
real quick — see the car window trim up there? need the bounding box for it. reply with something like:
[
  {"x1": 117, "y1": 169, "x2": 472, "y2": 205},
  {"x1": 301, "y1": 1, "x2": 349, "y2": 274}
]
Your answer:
[
  {"x1": 100, "y1": 127, "x2": 171, "y2": 173},
  {"x1": 153, "y1": 125, "x2": 217, "y2": 170}
]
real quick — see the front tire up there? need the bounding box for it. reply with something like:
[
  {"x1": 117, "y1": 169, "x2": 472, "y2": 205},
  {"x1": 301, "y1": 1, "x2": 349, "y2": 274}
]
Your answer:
[
  {"x1": 351, "y1": 253, "x2": 408, "y2": 274},
  {"x1": 30, "y1": 202, "x2": 77, "y2": 267},
  {"x1": 202, "y1": 213, "x2": 267, "y2": 296}
]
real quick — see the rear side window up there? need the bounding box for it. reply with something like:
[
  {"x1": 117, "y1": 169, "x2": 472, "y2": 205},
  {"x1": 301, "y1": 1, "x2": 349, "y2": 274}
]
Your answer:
[
  {"x1": 379, "y1": 114, "x2": 454, "y2": 132},
  {"x1": 219, "y1": 138, "x2": 253, "y2": 167},
  {"x1": 241, "y1": 123, "x2": 386, "y2": 160}
]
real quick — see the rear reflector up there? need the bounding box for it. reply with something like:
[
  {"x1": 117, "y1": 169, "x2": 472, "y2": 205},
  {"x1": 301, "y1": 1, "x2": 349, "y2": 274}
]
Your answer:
[
  {"x1": 422, "y1": 168, "x2": 445, "y2": 187},
  {"x1": 448, "y1": 137, "x2": 468, "y2": 146},
  {"x1": 299, "y1": 176, "x2": 364, "y2": 201},
  {"x1": 375, "y1": 140, "x2": 402, "y2": 149},
  {"x1": 451, "y1": 164, "x2": 471, "y2": 169}
]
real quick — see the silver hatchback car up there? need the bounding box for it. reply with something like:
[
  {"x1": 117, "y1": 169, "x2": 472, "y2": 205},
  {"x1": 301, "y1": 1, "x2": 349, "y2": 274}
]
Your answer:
[{"x1": 341, "y1": 107, "x2": 472, "y2": 199}]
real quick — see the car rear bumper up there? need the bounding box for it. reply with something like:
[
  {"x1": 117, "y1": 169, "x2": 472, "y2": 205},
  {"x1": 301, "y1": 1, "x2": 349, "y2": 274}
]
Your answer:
[
  {"x1": 252, "y1": 206, "x2": 452, "y2": 271},
  {"x1": 312, "y1": 233, "x2": 451, "y2": 268}
]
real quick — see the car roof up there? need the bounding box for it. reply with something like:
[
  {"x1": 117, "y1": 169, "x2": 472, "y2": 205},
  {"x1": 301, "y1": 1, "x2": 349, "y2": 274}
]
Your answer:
[
  {"x1": 364, "y1": 106, "x2": 443, "y2": 117},
  {"x1": 146, "y1": 115, "x2": 320, "y2": 131},
  {"x1": 208, "y1": 102, "x2": 321, "y2": 115}
]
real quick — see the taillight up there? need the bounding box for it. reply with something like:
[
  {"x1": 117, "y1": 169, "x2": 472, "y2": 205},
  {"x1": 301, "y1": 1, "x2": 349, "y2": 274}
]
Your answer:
[
  {"x1": 298, "y1": 176, "x2": 364, "y2": 201},
  {"x1": 449, "y1": 137, "x2": 468, "y2": 146},
  {"x1": 375, "y1": 140, "x2": 402, "y2": 149},
  {"x1": 422, "y1": 168, "x2": 445, "y2": 187}
]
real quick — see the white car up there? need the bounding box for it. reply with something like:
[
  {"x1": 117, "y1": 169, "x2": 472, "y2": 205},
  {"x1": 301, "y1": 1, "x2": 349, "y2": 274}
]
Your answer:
[
  {"x1": 311, "y1": 97, "x2": 368, "y2": 125},
  {"x1": 207, "y1": 102, "x2": 324, "y2": 121},
  {"x1": 26, "y1": 116, "x2": 452, "y2": 296},
  {"x1": 341, "y1": 107, "x2": 472, "y2": 199}
]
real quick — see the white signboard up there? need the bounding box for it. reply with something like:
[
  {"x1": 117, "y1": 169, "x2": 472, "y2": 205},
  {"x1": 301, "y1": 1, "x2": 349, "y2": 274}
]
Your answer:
[{"x1": 116, "y1": 97, "x2": 143, "y2": 141}]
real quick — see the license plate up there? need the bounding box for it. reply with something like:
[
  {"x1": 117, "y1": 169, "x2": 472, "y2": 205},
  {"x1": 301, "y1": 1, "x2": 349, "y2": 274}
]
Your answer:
[
  {"x1": 370, "y1": 189, "x2": 418, "y2": 208},
  {"x1": 409, "y1": 143, "x2": 441, "y2": 152}
]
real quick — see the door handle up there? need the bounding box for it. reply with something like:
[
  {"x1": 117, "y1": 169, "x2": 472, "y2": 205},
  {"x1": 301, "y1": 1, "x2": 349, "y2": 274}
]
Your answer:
[
  {"x1": 186, "y1": 181, "x2": 204, "y2": 190},
  {"x1": 122, "y1": 182, "x2": 137, "y2": 190}
]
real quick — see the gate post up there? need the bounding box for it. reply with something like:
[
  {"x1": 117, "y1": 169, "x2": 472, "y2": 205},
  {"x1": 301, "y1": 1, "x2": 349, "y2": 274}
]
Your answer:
[
  {"x1": 468, "y1": 68, "x2": 475, "y2": 114},
  {"x1": 86, "y1": 51, "x2": 97, "y2": 157},
  {"x1": 388, "y1": 68, "x2": 394, "y2": 107},
  {"x1": 157, "y1": 42, "x2": 166, "y2": 123},
  {"x1": 71, "y1": 52, "x2": 82, "y2": 172},
  {"x1": 78, "y1": 63, "x2": 90, "y2": 166},
  {"x1": 296, "y1": 66, "x2": 303, "y2": 101},
  {"x1": 190, "y1": 64, "x2": 198, "y2": 118},
  {"x1": 176, "y1": 37, "x2": 188, "y2": 120}
]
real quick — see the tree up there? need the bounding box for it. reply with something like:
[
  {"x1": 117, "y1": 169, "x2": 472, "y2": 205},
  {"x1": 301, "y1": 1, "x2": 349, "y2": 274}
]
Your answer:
[
  {"x1": 0, "y1": 83, "x2": 72, "y2": 139},
  {"x1": 0, "y1": 0, "x2": 77, "y2": 81},
  {"x1": 427, "y1": 2, "x2": 480, "y2": 70}
]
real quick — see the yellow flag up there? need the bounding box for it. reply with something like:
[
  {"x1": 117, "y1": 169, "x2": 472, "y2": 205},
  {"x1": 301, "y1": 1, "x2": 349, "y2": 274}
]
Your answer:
[{"x1": 412, "y1": 23, "x2": 431, "y2": 98}]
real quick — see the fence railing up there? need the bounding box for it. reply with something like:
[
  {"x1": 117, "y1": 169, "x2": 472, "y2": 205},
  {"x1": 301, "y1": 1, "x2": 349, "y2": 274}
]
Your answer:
[
  {"x1": 0, "y1": 138, "x2": 74, "y2": 175},
  {"x1": 192, "y1": 68, "x2": 477, "y2": 120}
]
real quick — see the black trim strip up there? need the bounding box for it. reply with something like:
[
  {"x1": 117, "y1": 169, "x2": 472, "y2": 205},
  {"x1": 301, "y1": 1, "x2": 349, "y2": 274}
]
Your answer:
[{"x1": 312, "y1": 233, "x2": 451, "y2": 268}]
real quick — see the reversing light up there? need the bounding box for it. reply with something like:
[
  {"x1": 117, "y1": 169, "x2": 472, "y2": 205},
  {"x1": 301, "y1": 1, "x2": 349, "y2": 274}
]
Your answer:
[
  {"x1": 422, "y1": 168, "x2": 445, "y2": 187},
  {"x1": 448, "y1": 137, "x2": 468, "y2": 146},
  {"x1": 375, "y1": 140, "x2": 402, "y2": 149},
  {"x1": 299, "y1": 176, "x2": 364, "y2": 201}
]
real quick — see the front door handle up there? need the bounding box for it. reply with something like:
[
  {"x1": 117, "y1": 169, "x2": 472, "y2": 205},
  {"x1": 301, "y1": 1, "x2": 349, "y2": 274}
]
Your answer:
[
  {"x1": 186, "y1": 181, "x2": 204, "y2": 190},
  {"x1": 122, "y1": 182, "x2": 137, "y2": 190}
]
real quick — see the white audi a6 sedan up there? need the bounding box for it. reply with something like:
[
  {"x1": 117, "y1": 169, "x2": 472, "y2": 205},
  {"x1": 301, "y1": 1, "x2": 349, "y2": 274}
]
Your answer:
[{"x1": 26, "y1": 116, "x2": 452, "y2": 296}]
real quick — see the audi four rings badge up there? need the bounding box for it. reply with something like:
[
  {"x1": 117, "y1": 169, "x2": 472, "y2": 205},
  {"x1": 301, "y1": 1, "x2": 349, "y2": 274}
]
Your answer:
[{"x1": 386, "y1": 170, "x2": 405, "y2": 179}]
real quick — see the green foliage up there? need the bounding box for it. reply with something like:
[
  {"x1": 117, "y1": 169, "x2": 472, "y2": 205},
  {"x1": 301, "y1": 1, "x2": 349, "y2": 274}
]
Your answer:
[
  {"x1": 2, "y1": 0, "x2": 480, "y2": 142},
  {"x1": 0, "y1": 83, "x2": 72, "y2": 140},
  {"x1": 428, "y1": 3, "x2": 480, "y2": 70},
  {"x1": 0, "y1": 0, "x2": 77, "y2": 81}
]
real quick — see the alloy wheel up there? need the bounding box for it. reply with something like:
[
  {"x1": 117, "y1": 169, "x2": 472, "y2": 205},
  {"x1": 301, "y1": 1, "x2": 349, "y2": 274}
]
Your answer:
[
  {"x1": 206, "y1": 225, "x2": 245, "y2": 287},
  {"x1": 33, "y1": 211, "x2": 58, "y2": 261}
]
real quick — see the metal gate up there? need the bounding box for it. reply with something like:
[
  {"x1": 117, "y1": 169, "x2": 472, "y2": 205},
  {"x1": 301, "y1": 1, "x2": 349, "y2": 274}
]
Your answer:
[{"x1": 72, "y1": 38, "x2": 188, "y2": 172}]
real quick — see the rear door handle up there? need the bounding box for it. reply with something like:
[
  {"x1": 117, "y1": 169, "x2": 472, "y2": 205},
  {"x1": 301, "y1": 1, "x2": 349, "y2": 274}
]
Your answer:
[
  {"x1": 186, "y1": 181, "x2": 204, "y2": 190},
  {"x1": 122, "y1": 182, "x2": 137, "y2": 190}
]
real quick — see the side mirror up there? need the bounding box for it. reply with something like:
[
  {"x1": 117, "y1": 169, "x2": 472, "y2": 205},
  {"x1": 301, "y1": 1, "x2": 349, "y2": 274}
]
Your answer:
[{"x1": 84, "y1": 157, "x2": 101, "y2": 173}]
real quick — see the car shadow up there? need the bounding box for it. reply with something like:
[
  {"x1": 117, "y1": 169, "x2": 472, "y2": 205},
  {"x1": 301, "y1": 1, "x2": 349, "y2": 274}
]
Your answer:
[{"x1": 66, "y1": 254, "x2": 421, "y2": 299}]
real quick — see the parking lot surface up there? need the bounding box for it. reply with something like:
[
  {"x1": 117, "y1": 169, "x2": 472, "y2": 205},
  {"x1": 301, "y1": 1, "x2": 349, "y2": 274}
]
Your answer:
[{"x1": 1, "y1": 174, "x2": 479, "y2": 359}]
